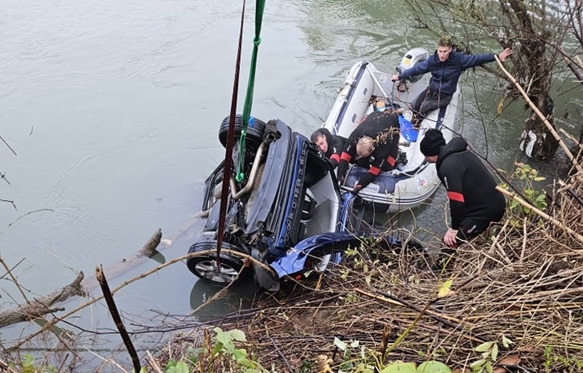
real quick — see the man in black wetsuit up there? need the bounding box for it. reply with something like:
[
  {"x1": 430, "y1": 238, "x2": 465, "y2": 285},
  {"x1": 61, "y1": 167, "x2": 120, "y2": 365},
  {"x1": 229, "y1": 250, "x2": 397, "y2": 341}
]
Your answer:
[
  {"x1": 336, "y1": 111, "x2": 400, "y2": 194},
  {"x1": 420, "y1": 129, "x2": 505, "y2": 247},
  {"x1": 310, "y1": 128, "x2": 345, "y2": 168}
]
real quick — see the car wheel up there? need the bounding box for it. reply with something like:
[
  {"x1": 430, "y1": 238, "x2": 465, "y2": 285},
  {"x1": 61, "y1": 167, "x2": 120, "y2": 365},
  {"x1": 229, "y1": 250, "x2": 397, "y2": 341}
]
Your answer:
[
  {"x1": 218, "y1": 114, "x2": 266, "y2": 148},
  {"x1": 186, "y1": 241, "x2": 247, "y2": 285}
]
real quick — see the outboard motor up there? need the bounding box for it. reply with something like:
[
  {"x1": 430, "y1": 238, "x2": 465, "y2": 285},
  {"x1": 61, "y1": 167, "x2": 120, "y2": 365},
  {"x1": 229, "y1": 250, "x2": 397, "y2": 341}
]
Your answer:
[{"x1": 396, "y1": 47, "x2": 428, "y2": 83}]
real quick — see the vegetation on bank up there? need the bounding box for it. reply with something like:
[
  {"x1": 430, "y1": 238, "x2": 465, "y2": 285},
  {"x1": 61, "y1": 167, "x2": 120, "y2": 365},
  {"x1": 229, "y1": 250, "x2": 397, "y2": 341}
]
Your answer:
[
  {"x1": 154, "y1": 159, "x2": 583, "y2": 372},
  {"x1": 3, "y1": 156, "x2": 583, "y2": 372}
]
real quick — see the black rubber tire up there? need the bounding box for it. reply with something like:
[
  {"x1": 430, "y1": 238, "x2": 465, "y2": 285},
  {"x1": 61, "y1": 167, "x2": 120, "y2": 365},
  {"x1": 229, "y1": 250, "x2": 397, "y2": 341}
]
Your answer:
[
  {"x1": 218, "y1": 114, "x2": 266, "y2": 148},
  {"x1": 186, "y1": 241, "x2": 248, "y2": 285}
]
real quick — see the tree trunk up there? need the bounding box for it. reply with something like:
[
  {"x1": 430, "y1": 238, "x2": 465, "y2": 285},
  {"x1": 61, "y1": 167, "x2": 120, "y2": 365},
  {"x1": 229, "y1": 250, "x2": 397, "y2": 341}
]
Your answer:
[{"x1": 519, "y1": 95, "x2": 560, "y2": 160}]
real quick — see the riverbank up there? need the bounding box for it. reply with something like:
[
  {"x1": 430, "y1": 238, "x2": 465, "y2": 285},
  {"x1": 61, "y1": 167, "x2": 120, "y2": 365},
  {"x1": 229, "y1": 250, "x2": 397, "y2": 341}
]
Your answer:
[{"x1": 156, "y1": 160, "x2": 583, "y2": 372}]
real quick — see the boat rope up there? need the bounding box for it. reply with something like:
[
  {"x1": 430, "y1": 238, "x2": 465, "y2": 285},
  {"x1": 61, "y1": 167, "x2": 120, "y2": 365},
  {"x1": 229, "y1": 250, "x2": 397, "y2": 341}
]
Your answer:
[
  {"x1": 236, "y1": 0, "x2": 267, "y2": 183},
  {"x1": 366, "y1": 64, "x2": 417, "y2": 141}
]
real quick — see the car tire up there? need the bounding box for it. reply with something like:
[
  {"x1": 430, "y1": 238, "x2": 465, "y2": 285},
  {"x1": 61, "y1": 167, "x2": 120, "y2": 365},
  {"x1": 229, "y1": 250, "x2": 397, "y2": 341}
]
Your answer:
[
  {"x1": 218, "y1": 114, "x2": 266, "y2": 148},
  {"x1": 186, "y1": 241, "x2": 248, "y2": 285}
]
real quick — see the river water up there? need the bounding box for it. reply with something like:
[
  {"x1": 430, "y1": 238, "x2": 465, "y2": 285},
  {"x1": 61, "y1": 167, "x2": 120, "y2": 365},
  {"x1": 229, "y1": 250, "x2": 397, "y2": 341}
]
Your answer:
[{"x1": 1, "y1": 0, "x2": 580, "y2": 368}]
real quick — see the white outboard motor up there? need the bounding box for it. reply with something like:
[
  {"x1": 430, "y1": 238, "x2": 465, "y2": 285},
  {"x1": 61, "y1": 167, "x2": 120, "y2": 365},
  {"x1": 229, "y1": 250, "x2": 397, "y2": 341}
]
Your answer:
[{"x1": 396, "y1": 47, "x2": 428, "y2": 82}]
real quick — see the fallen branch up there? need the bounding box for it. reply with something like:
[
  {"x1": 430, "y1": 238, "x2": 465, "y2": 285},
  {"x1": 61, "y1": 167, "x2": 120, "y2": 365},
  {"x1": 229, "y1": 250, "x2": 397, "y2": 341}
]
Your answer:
[
  {"x1": 0, "y1": 272, "x2": 85, "y2": 328},
  {"x1": 8, "y1": 248, "x2": 269, "y2": 351},
  {"x1": 81, "y1": 229, "x2": 162, "y2": 291}
]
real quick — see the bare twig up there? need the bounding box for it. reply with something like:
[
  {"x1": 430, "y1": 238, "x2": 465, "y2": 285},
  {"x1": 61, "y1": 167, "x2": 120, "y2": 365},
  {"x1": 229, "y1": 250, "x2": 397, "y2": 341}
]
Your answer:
[
  {"x1": 495, "y1": 55, "x2": 583, "y2": 174},
  {"x1": 96, "y1": 265, "x2": 141, "y2": 373},
  {"x1": 0, "y1": 135, "x2": 17, "y2": 155}
]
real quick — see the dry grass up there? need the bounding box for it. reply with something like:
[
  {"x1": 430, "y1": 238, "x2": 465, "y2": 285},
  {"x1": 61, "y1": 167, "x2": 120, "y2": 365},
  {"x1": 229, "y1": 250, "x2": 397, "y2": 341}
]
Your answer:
[{"x1": 158, "y1": 169, "x2": 583, "y2": 372}]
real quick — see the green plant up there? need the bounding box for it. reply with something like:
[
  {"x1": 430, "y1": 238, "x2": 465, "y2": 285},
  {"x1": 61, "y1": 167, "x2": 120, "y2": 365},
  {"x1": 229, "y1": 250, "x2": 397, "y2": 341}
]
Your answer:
[
  {"x1": 501, "y1": 162, "x2": 547, "y2": 217},
  {"x1": 15, "y1": 354, "x2": 57, "y2": 373},
  {"x1": 380, "y1": 361, "x2": 451, "y2": 373},
  {"x1": 332, "y1": 336, "x2": 453, "y2": 373},
  {"x1": 211, "y1": 327, "x2": 267, "y2": 373},
  {"x1": 469, "y1": 336, "x2": 512, "y2": 373},
  {"x1": 542, "y1": 345, "x2": 583, "y2": 372},
  {"x1": 334, "y1": 337, "x2": 375, "y2": 373},
  {"x1": 469, "y1": 341, "x2": 498, "y2": 373},
  {"x1": 164, "y1": 360, "x2": 190, "y2": 373},
  {"x1": 162, "y1": 328, "x2": 268, "y2": 373}
]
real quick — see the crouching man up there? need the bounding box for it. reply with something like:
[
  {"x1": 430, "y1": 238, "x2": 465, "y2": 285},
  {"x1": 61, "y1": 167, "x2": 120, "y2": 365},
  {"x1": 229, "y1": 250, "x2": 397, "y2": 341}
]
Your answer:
[{"x1": 420, "y1": 129, "x2": 505, "y2": 247}]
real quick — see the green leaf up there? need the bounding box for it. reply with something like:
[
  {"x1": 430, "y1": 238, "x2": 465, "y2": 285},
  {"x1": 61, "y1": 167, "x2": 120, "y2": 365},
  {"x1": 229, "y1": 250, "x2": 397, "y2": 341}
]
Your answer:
[
  {"x1": 438, "y1": 279, "x2": 453, "y2": 298},
  {"x1": 502, "y1": 335, "x2": 513, "y2": 348},
  {"x1": 233, "y1": 348, "x2": 247, "y2": 361},
  {"x1": 166, "y1": 361, "x2": 190, "y2": 373},
  {"x1": 211, "y1": 341, "x2": 224, "y2": 355},
  {"x1": 216, "y1": 331, "x2": 231, "y2": 345},
  {"x1": 491, "y1": 343, "x2": 499, "y2": 361},
  {"x1": 227, "y1": 329, "x2": 247, "y2": 342},
  {"x1": 334, "y1": 337, "x2": 347, "y2": 351},
  {"x1": 417, "y1": 361, "x2": 452, "y2": 373},
  {"x1": 380, "y1": 362, "x2": 417, "y2": 373},
  {"x1": 533, "y1": 176, "x2": 546, "y2": 181},
  {"x1": 475, "y1": 341, "x2": 493, "y2": 352},
  {"x1": 469, "y1": 358, "x2": 486, "y2": 368}
]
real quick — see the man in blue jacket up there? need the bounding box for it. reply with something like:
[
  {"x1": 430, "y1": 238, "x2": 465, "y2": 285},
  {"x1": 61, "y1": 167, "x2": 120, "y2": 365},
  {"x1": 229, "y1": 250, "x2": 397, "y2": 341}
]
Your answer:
[
  {"x1": 391, "y1": 38, "x2": 512, "y2": 124},
  {"x1": 420, "y1": 129, "x2": 506, "y2": 247}
]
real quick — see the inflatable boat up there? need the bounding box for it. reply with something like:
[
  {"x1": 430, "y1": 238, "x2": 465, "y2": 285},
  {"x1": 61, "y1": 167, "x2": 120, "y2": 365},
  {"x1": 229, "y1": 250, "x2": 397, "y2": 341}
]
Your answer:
[{"x1": 322, "y1": 48, "x2": 459, "y2": 213}]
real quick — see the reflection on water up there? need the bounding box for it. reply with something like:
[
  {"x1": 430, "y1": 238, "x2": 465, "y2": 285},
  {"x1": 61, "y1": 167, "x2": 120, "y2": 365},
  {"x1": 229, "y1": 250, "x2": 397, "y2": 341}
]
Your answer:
[{"x1": 190, "y1": 280, "x2": 258, "y2": 321}]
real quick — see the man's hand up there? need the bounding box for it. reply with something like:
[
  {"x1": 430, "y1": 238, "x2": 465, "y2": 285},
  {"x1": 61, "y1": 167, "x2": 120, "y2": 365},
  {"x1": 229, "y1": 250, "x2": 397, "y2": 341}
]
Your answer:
[
  {"x1": 498, "y1": 48, "x2": 513, "y2": 62},
  {"x1": 390, "y1": 74, "x2": 399, "y2": 82},
  {"x1": 351, "y1": 184, "x2": 362, "y2": 195},
  {"x1": 443, "y1": 228, "x2": 459, "y2": 247}
]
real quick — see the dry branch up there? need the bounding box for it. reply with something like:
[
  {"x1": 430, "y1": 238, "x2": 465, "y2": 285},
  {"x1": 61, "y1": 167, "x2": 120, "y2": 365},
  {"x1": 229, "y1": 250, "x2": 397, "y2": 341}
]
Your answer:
[
  {"x1": 0, "y1": 272, "x2": 85, "y2": 328},
  {"x1": 81, "y1": 228, "x2": 162, "y2": 291},
  {"x1": 495, "y1": 55, "x2": 583, "y2": 174},
  {"x1": 559, "y1": 46, "x2": 583, "y2": 83},
  {"x1": 496, "y1": 186, "x2": 583, "y2": 245},
  {"x1": 96, "y1": 265, "x2": 141, "y2": 373}
]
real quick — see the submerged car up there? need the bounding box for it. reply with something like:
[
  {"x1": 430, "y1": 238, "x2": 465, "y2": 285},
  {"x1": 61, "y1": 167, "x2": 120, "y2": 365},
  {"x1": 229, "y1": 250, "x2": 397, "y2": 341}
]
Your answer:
[{"x1": 186, "y1": 115, "x2": 417, "y2": 291}]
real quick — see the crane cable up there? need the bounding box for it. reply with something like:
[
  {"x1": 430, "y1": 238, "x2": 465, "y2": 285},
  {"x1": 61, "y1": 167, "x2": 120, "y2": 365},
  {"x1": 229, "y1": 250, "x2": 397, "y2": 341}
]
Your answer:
[{"x1": 216, "y1": 0, "x2": 266, "y2": 265}]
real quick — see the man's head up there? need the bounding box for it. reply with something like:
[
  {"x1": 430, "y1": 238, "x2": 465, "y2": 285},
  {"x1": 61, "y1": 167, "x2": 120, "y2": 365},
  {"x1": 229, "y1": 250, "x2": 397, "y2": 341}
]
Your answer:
[
  {"x1": 311, "y1": 129, "x2": 328, "y2": 153},
  {"x1": 420, "y1": 129, "x2": 445, "y2": 163},
  {"x1": 356, "y1": 136, "x2": 375, "y2": 158},
  {"x1": 437, "y1": 37, "x2": 453, "y2": 62}
]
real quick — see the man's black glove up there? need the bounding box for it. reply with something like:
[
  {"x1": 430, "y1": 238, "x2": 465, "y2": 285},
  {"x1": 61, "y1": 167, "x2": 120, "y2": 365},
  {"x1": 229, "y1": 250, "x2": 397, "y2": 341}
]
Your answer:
[
  {"x1": 328, "y1": 158, "x2": 338, "y2": 169},
  {"x1": 337, "y1": 160, "x2": 348, "y2": 185}
]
